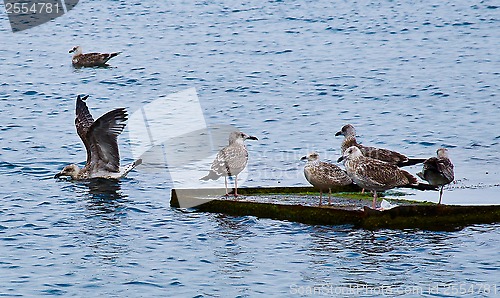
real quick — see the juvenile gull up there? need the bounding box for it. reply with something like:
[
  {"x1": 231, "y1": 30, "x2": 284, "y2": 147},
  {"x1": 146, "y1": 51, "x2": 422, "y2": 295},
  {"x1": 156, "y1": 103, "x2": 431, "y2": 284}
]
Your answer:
[
  {"x1": 200, "y1": 131, "x2": 258, "y2": 196},
  {"x1": 338, "y1": 146, "x2": 437, "y2": 209},
  {"x1": 417, "y1": 148, "x2": 454, "y2": 204},
  {"x1": 335, "y1": 124, "x2": 426, "y2": 167},
  {"x1": 301, "y1": 152, "x2": 353, "y2": 206},
  {"x1": 69, "y1": 46, "x2": 121, "y2": 67},
  {"x1": 55, "y1": 95, "x2": 141, "y2": 180}
]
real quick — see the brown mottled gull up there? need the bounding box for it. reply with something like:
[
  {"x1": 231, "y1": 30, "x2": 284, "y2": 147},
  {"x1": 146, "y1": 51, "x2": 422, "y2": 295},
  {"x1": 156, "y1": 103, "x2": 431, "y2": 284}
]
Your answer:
[
  {"x1": 69, "y1": 46, "x2": 121, "y2": 67},
  {"x1": 55, "y1": 95, "x2": 141, "y2": 180},
  {"x1": 200, "y1": 131, "x2": 258, "y2": 196},
  {"x1": 338, "y1": 146, "x2": 436, "y2": 209},
  {"x1": 417, "y1": 148, "x2": 454, "y2": 204},
  {"x1": 301, "y1": 152, "x2": 353, "y2": 206},
  {"x1": 335, "y1": 124, "x2": 426, "y2": 167}
]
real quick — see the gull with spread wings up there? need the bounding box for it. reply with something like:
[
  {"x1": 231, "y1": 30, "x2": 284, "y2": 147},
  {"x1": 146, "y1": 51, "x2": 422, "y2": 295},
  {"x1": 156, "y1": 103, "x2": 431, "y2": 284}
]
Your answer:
[{"x1": 55, "y1": 95, "x2": 141, "y2": 180}]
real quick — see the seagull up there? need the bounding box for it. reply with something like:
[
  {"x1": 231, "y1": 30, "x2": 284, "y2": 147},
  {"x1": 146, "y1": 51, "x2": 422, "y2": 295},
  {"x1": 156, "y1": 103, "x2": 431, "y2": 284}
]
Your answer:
[
  {"x1": 338, "y1": 146, "x2": 437, "y2": 209},
  {"x1": 335, "y1": 124, "x2": 426, "y2": 167},
  {"x1": 200, "y1": 131, "x2": 258, "y2": 197},
  {"x1": 417, "y1": 148, "x2": 454, "y2": 204},
  {"x1": 301, "y1": 152, "x2": 353, "y2": 206},
  {"x1": 69, "y1": 46, "x2": 121, "y2": 67},
  {"x1": 55, "y1": 95, "x2": 141, "y2": 180}
]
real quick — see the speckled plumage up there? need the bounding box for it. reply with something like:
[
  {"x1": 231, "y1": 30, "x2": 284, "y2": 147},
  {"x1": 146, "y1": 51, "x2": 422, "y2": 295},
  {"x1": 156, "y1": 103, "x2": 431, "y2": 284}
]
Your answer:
[
  {"x1": 55, "y1": 95, "x2": 141, "y2": 180},
  {"x1": 335, "y1": 124, "x2": 425, "y2": 167},
  {"x1": 417, "y1": 148, "x2": 454, "y2": 204},
  {"x1": 339, "y1": 146, "x2": 435, "y2": 209},
  {"x1": 200, "y1": 131, "x2": 258, "y2": 196},
  {"x1": 302, "y1": 152, "x2": 352, "y2": 205},
  {"x1": 69, "y1": 46, "x2": 121, "y2": 67}
]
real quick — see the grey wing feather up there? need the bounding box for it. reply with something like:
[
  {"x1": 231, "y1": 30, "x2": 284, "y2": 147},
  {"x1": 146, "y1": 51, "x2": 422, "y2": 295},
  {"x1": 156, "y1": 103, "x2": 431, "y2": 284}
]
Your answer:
[{"x1": 87, "y1": 108, "x2": 128, "y2": 172}]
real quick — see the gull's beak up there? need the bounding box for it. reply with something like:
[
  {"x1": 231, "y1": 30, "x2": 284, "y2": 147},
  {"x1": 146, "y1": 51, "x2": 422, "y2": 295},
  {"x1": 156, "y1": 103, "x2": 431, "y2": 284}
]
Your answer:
[
  {"x1": 300, "y1": 156, "x2": 307, "y2": 161},
  {"x1": 335, "y1": 131, "x2": 342, "y2": 136},
  {"x1": 68, "y1": 49, "x2": 73, "y2": 53},
  {"x1": 54, "y1": 172, "x2": 62, "y2": 178},
  {"x1": 246, "y1": 135, "x2": 258, "y2": 141},
  {"x1": 337, "y1": 156, "x2": 344, "y2": 163}
]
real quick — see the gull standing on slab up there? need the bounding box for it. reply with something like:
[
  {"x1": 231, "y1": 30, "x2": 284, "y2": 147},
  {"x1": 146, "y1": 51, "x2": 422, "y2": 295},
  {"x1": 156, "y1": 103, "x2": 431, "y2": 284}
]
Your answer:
[
  {"x1": 55, "y1": 95, "x2": 141, "y2": 180},
  {"x1": 301, "y1": 152, "x2": 353, "y2": 206},
  {"x1": 338, "y1": 146, "x2": 436, "y2": 209},
  {"x1": 69, "y1": 46, "x2": 121, "y2": 67},
  {"x1": 417, "y1": 148, "x2": 454, "y2": 204},
  {"x1": 335, "y1": 124, "x2": 426, "y2": 167},
  {"x1": 200, "y1": 131, "x2": 258, "y2": 197}
]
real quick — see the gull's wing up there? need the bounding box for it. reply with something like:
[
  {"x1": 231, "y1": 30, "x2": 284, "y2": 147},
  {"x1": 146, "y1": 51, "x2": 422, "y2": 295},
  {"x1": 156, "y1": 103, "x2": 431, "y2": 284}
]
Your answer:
[
  {"x1": 210, "y1": 145, "x2": 248, "y2": 176},
  {"x1": 76, "y1": 52, "x2": 120, "y2": 66},
  {"x1": 87, "y1": 108, "x2": 128, "y2": 172},
  {"x1": 356, "y1": 157, "x2": 415, "y2": 189},
  {"x1": 75, "y1": 95, "x2": 94, "y2": 164},
  {"x1": 360, "y1": 144, "x2": 408, "y2": 165},
  {"x1": 437, "y1": 158, "x2": 454, "y2": 182}
]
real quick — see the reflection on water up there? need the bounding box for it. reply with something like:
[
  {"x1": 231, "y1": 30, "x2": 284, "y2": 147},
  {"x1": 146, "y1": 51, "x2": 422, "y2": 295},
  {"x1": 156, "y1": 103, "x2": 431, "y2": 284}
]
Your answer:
[
  {"x1": 78, "y1": 179, "x2": 131, "y2": 264},
  {"x1": 211, "y1": 214, "x2": 257, "y2": 280}
]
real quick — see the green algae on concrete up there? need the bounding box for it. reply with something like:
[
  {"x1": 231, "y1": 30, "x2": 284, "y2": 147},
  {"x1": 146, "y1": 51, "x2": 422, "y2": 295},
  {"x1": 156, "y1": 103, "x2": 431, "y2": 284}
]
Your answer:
[{"x1": 171, "y1": 186, "x2": 500, "y2": 230}]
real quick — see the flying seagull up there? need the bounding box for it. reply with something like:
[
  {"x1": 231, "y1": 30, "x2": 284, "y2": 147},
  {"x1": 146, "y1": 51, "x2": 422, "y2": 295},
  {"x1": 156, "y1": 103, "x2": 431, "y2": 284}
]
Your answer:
[
  {"x1": 200, "y1": 131, "x2": 258, "y2": 197},
  {"x1": 417, "y1": 148, "x2": 454, "y2": 204},
  {"x1": 301, "y1": 152, "x2": 353, "y2": 206},
  {"x1": 338, "y1": 146, "x2": 437, "y2": 209},
  {"x1": 335, "y1": 124, "x2": 426, "y2": 167},
  {"x1": 55, "y1": 95, "x2": 141, "y2": 180},
  {"x1": 69, "y1": 46, "x2": 121, "y2": 67}
]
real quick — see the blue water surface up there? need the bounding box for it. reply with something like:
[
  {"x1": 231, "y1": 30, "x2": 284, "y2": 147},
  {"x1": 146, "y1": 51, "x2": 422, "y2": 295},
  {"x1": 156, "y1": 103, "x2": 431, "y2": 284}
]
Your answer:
[{"x1": 0, "y1": 0, "x2": 499, "y2": 296}]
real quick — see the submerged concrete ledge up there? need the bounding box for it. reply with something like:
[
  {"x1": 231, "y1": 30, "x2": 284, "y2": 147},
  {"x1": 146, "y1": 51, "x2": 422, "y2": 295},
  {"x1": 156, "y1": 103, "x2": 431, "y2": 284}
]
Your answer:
[{"x1": 170, "y1": 186, "x2": 500, "y2": 230}]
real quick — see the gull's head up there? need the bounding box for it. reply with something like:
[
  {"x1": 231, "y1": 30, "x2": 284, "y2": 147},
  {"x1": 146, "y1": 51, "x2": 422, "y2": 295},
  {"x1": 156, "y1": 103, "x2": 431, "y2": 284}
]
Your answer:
[
  {"x1": 229, "y1": 131, "x2": 258, "y2": 144},
  {"x1": 335, "y1": 124, "x2": 356, "y2": 137},
  {"x1": 337, "y1": 146, "x2": 362, "y2": 163},
  {"x1": 69, "y1": 46, "x2": 82, "y2": 55},
  {"x1": 301, "y1": 152, "x2": 319, "y2": 162},
  {"x1": 55, "y1": 164, "x2": 80, "y2": 180},
  {"x1": 437, "y1": 148, "x2": 449, "y2": 159}
]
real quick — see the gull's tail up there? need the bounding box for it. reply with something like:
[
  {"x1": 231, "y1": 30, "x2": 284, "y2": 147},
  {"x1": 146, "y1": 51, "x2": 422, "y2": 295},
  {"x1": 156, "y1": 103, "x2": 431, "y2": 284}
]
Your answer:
[
  {"x1": 121, "y1": 158, "x2": 142, "y2": 178},
  {"x1": 402, "y1": 183, "x2": 438, "y2": 191},
  {"x1": 200, "y1": 170, "x2": 220, "y2": 181},
  {"x1": 397, "y1": 158, "x2": 427, "y2": 167}
]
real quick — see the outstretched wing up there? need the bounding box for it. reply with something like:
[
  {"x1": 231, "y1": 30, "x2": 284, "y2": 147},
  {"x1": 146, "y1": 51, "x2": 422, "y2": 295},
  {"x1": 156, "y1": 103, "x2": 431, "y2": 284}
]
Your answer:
[
  {"x1": 87, "y1": 108, "x2": 128, "y2": 172},
  {"x1": 75, "y1": 95, "x2": 94, "y2": 164}
]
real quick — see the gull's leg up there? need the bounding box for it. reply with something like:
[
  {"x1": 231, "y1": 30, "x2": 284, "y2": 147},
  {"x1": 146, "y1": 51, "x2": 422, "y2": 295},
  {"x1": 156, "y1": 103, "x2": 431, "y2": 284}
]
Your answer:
[
  {"x1": 372, "y1": 191, "x2": 377, "y2": 209},
  {"x1": 438, "y1": 185, "x2": 444, "y2": 204},
  {"x1": 328, "y1": 188, "x2": 332, "y2": 205},
  {"x1": 224, "y1": 176, "x2": 228, "y2": 197},
  {"x1": 319, "y1": 190, "x2": 323, "y2": 206},
  {"x1": 234, "y1": 175, "x2": 238, "y2": 197}
]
